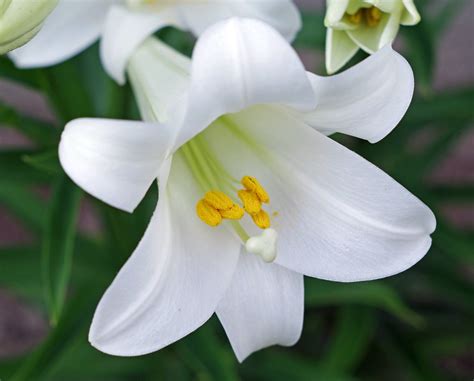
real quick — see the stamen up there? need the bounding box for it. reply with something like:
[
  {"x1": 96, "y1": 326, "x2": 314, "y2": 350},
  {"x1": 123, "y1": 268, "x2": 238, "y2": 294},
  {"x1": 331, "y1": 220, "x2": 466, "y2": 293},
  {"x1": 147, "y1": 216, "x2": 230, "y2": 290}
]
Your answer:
[
  {"x1": 196, "y1": 200, "x2": 222, "y2": 227},
  {"x1": 366, "y1": 7, "x2": 382, "y2": 27},
  {"x1": 241, "y1": 176, "x2": 269, "y2": 203},
  {"x1": 348, "y1": 10, "x2": 362, "y2": 25},
  {"x1": 347, "y1": 7, "x2": 383, "y2": 27},
  {"x1": 238, "y1": 190, "x2": 261, "y2": 214},
  {"x1": 251, "y1": 210, "x2": 271, "y2": 229},
  {"x1": 204, "y1": 190, "x2": 234, "y2": 210},
  {"x1": 220, "y1": 204, "x2": 245, "y2": 220}
]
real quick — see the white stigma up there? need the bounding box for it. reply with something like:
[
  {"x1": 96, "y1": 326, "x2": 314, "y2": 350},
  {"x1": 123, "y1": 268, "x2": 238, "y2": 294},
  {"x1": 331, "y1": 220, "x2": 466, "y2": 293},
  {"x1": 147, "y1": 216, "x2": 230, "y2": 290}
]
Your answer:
[{"x1": 245, "y1": 228, "x2": 278, "y2": 263}]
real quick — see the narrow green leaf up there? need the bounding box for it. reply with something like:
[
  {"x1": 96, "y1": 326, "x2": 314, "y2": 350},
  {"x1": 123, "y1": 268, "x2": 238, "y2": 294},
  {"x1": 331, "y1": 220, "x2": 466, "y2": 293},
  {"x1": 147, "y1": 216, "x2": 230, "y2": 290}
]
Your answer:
[
  {"x1": 0, "y1": 183, "x2": 45, "y2": 232},
  {"x1": 293, "y1": 12, "x2": 326, "y2": 50},
  {"x1": 305, "y1": 279, "x2": 423, "y2": 326},
  {"x1": 42, "y1": 175, "x2": 82, "y2": 324},
  {"x1": 0, "y1": 150, "x2": 53, "y2": 183},
  {"x1": 22, "y1": 149, "x2": 62, "y2": 174},
  {"x1": 175, "y1": 321, "x2": 239, "y2": 381},
  {"x1": 0, "y1": 103, "x2": 60, "y2": 146},
  {"x1": 319, "y1": 306, "x2": 376, "y2": 374}
]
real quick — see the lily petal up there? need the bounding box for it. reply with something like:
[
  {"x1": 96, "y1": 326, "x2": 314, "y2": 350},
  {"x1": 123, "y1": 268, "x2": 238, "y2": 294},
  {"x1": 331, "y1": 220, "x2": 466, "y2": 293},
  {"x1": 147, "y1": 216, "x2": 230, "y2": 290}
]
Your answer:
[
  {"x1": 325, "y1": 28, "x2": 359, "y2": 74},
  {"x1": 306, "y1": 45, "x2": 413, "y2": 143},
  {"x1": 89, "y1": 154, "x2": 240, "y2": 356},
  {"x1": 179, "y1": 0, "x2": 302, "y2": 42},
  {"x1": 400, "y1": 0, "x2": 421, "y2": 25},
  {"x1": 204, "y1": 107, "x2": 436, "y2": 282},
  {"x1": 175, "y1": 17, "x2": 316, "y2": 149},
  {"x1": 347, "y1": 7, "x2": 402, "y2": 53},
  {"x1": 324, "y1": 0, "x2": 350, "y2": 26},
  {"x1": 101, "y1": 5, "x2": 184, "y2": 85},
  {"x1": 59, "y1": 118, "x2": 172, "y2": 212},
  {"x1": 216, "y1": 251, "x2": 304, "y2": 362},
  {"x1": 127, "y1": 37, "x2": 190, "y2": 124},
  {"x1": 9, "y1": 0, "x2": 114, "y2": 68}
]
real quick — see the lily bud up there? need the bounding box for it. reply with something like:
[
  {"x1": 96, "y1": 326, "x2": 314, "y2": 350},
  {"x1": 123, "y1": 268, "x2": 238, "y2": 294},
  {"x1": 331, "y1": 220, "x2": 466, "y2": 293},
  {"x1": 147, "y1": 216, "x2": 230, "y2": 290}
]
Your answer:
[
  {"x1": 324, "y1": 0, "x2": 420, "y2": 74},
  {"x1": 0, "y1": 0, "x2": 58, "y2": 54}
]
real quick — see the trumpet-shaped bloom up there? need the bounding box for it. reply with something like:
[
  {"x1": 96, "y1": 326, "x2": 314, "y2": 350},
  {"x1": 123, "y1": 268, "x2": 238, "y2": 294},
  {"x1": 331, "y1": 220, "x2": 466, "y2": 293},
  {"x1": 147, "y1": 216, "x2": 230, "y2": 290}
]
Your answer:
[
  {"x1": 8, "y1": 0, "x2": 300, "y2": 84},
  {"x1": 59, "y1": 18, "x2": 435, "y2": 361},
  {"x1": 0, "y1": 0, "x2": 58, "y2": 54},
  {"x1": 325, "y1": 0, "x2": 420, "y2": 74}
]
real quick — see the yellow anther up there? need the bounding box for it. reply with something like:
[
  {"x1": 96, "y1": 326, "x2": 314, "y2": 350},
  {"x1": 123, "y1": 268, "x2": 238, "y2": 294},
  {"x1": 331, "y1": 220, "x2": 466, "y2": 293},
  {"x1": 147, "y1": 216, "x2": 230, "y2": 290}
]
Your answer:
[
  {"x1": 196, "y1": 200, "x2": 222, "y2": 227},
  {"x1": 365, "y1": 7, "x2": 382, "y2": 27},
  {"x1": 348, "y1": 10, "x2": 362, "y2": 25},
  {"x1": 204, "y1": 190, "x2": 234, "y2": 210},
  {"x1": 251, "y1": 210, "x2": 271, "y2": 229},
  {"x1": 241, "y1": 176, "x2": 269, "y2": 203},
  {"x1": 238, "y1": 190, "x2": 262, "y2": 214},
  {"x1": 220, "y1": 204, "x2": 245, "y2": 220}
]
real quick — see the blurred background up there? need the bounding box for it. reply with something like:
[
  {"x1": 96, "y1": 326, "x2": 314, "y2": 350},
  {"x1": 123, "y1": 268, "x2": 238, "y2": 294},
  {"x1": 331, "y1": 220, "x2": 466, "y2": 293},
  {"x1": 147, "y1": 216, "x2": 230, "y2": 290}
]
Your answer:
[{"x1": 0, "y1": 0, "x2": 473, "y2": 380}]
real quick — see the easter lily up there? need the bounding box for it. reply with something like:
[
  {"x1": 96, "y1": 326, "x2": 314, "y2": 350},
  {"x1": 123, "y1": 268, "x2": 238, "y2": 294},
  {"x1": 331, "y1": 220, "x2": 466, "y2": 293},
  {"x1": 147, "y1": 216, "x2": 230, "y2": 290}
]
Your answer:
[
  {"x1": 59, "y1": 18, "x2": 435, "y2": 361},
  {"x1": 8, "y1": 0, "x2": 300, "y2": 84},
  {"x1": 0, "y1": 0, "x2": 58, "y2": 54},
  {"x1": 325, "y1": 0, "x2": 420, "y2": 74}
]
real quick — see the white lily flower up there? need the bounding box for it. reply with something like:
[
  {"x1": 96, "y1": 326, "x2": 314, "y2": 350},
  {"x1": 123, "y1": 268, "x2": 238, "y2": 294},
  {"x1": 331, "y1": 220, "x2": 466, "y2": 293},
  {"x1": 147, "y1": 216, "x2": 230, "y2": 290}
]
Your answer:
[
  {"x1": 59, "y1": 18, "x2": 435, "y2": 361},
  {"x1": 0, "y1": 0, "x2": 58, "y2": 54},
  {"x1": 8, "y1": 0, "x2": 301, "y2": 84},
  {"x1": 325, "y1": 0, "x2": 420, "y2": 74}
]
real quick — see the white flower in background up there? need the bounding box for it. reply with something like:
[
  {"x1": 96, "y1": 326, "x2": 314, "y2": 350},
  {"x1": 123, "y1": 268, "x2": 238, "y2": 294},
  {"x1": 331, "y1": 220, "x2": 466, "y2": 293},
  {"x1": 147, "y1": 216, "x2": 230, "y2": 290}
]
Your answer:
[
  {"x1": 0, "y1": 0, "x2": 58, "y2": 54},
  {"x1": 59, "y1": 18, "x2": 435, "y2": 361},
  {"x1": 325, "y1": 0, "x2": 420, "y2": 74},
  {"x1": 8, "y1": 0, "x2": 301, "y2": 84}
]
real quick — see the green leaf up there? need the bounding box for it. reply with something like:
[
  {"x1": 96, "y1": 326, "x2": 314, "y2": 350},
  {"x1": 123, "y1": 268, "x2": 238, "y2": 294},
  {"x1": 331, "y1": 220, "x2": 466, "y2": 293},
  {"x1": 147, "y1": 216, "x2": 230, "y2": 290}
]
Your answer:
[
  {"x1": 175, "y1": 321, "x2": 239, "y2": 381},
  {"x1": 0, "y1": 103, "x2": 60, "y2": 146},
  {"x1": 0, "y1": 246, "x2": 42, "y2": 300},
  {"x1": 22, "y1": 149, "x2": 62, "y2": 174},
  {"x1": 10, "y1": 286, "x2": 101, "y2": 381},
  {"x1": 0, "y1": 150, "x2": 53, "y2": 184},
  {"x1": 42, "y1": 175, "x2": 82, "y2": 324},
  {"x1": 242, "y1": 351, "x2": 354, "y2": 381},
  {"x1": 305, "y1": 279, "x2": 423, "y2": 327},
  {"x1": 0, "y1": 56, "x2": 41, "y2": 88},
  {"x1": 319, "y1": 306, "x2": 376, "y2": 374},
  {"x1": 0, "y1": 182, "x2": 45, "y2": 232},
  {"x1": 293, "y1": 12, "x2": 326, "y2": 50}
]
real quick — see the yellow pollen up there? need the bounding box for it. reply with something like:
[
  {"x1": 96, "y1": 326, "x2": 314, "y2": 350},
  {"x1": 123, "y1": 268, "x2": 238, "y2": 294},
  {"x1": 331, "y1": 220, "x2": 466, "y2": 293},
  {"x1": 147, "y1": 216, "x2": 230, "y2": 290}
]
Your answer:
[
  {"x1": 241, "y1": 176, "x2": 270, "y2": 203},
  {"x1": 251, "y1": 210, "x2": 271, "y2": 229},
  {"x1": 238, "y1": 190, "x2": 262, "y2": 214},
  {"x1": 366, "y1": 7, "x2": 382, "y2": 27},
  {"x1": 220, "y1": 204, "x2": 245, "y2": 220},
  {"x1": 348, "y1": 10, "x2": 362, "y2": 24},
  {"x1": 204, "y1": 190, "x2": 234, "y2": 210},
  {"x1": 196, "y1": 200, "x2": 222, "y2": 227}
]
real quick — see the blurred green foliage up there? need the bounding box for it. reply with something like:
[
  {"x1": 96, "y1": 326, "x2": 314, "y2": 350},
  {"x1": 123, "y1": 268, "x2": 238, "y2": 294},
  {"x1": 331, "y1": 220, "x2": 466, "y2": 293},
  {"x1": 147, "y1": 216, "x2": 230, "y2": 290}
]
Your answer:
[{"x1": 0, "y1": 1, "x2": 473, "y2": 380}]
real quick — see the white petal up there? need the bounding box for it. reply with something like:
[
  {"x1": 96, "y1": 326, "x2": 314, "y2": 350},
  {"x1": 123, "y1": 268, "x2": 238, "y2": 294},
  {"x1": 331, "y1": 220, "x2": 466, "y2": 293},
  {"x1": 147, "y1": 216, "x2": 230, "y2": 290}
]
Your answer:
[
  {"x1": 101, "y1": 5, "x2": 184, "y2": 85},
  {"x1": 174, "y1": 17, "x2": 316, "y2": 149},
  {"x1": 9, "y1": 0, "x2": 114, "y2": 68},
  {"x1": 216, "y1": 251, "x2": 304, "y2": 362},
  {"x1": 127, "y1": 37, "x2": 190, "y2": 123},
  {"x1": 347, "y1": 7, "x2": 402, "y2": 53},
  {"x1": 203, "y1": 107, "x2": 436, "y2": 282},
  {"x1": 89, "y1": 154, "x2": 240, "y2": 356},
  {"x1": 59, "y1": 118, "x2": 173, "y2": 212},
  {"x1": 305, "y1": 45, "x2": 413, "y2": 142},
  {"x1": 178, "y1": 0, "x2": 301, "y2": 41},
  {"x1": 324, "y1": 0, "x2": 350, "y2": 26},
  {"x1": 400, "y1": 0, "x2": 420, "y2": 25},
  {"x1": 325, "y1": 28, "x2": 359, "y2": 74}
]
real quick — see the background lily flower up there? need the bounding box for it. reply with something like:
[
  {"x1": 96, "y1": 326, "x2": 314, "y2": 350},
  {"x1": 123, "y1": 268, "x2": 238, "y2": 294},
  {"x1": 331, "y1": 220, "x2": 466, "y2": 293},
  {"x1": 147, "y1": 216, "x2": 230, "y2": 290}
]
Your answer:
[
  {"x1": 58, "y1": 18, "x2": 435, "y2": 361},
  {"x1": 0, "y1": 0, "x2": 58, "y2": 54},
  {"x1": 7, "y1": 0, "x2": 301, "y2": 84},
  {"x1": 325, "y1": 0, "x2": 421, "y2": 74}
]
